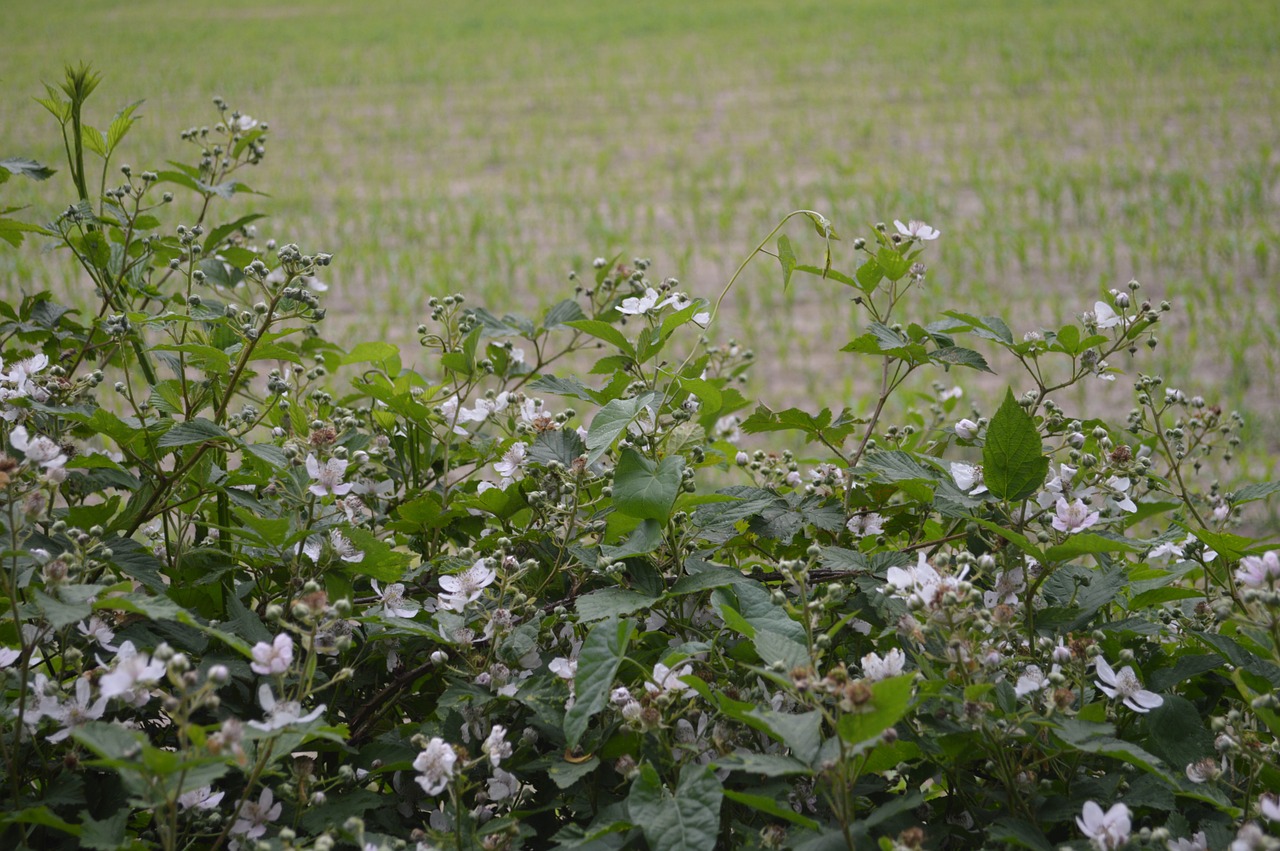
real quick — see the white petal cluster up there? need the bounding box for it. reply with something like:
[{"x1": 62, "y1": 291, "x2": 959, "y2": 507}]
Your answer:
[
  {"x1": 250, "y1": 633, "x2": 294, "y2": 676},
  {"x1": 1094, "y1": 657, "x2": 1162, "y2": 713},
  {"x1": 306, "y1": 454, "x2": 353, "y2": 497},
  {"x1": 1076, "y1": 800, "x2": 1131, "y2": 850},
  {"x1": 438, "y1": 558, "x2": 497, "y2": 612},
  {"x1": 893, "y1": 219, "x2": 940, "y2": 241},
  {"x1": 413, "y1": 737, "x2": 458, "y2": 796},
  {"x1": 860, "y1": 649, "x2": 906, "y2": 682}
]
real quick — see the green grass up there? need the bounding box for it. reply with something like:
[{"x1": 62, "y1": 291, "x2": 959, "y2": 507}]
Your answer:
[{"x1": 3, "y1": 0, "x2": 1279, "y2": 483}]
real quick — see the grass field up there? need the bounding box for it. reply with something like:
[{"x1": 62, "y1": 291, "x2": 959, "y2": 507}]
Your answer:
[{"x1": 3, "y1": 0, "x2": 1279, "y2": 489}]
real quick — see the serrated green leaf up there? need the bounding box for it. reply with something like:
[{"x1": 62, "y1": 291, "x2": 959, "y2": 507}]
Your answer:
[
  {"x1": 722, "y1": 789, "x2": 819, "y2": 830},
  {"x1": 1, "y1": 157, "x2": 56, "y2": 181},
  {"x1": 1043, "y1": 532, "x2": 1139, "y2": 563},
  {"x1": 983, "y1": 389, "x2": 1048, "y2": 501},
  {"x1": 585, "y1": 392, "x2": 657, "y2": 464},
  {"x1": 566, "y1": 318, "x2": 635, "y2": 358},
  {"x1": 777, "y1": 234, "x2": 797, "y2": 290},
  {"x1": 836, "y1": 674, "x2": 915, "y2": 753},
  {"x1": 628, "y1": 764, "x2": 724, "y2": 851},
  {"x1": 156, "y1": 418, "x2": 235, "y2": 449},
  {"x1": 564, "y1": 617, "x2": 634, "y2": 748},
  {"x1": 576, "y1": 588, "x2": 659, "y2": 621},
  {"x1": 613, "y1": 449, "x2": 683, "y2": 522},
  {"x1": 930, "y1": 345, "x2": 995, "y2": 373}
]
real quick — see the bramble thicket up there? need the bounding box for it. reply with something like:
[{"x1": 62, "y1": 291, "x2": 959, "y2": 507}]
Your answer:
[{"x1": 2, "y1": 66, "x2": 1280, "y2": 851}]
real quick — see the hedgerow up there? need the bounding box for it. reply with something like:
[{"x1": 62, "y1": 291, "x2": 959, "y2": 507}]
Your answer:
[{"x1": 2, "y1": 65, "x2": 1279, "y2": 851}]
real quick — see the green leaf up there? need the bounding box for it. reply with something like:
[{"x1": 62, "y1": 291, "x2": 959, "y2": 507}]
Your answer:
[
  {"x1": 711, "y1": 752, "x2": 812, "y2": 778},
  {"x1": 751, "y1": 630, "x2": 810, "y2": 670},
  {"x1": 855, "y1": 258, "x2": 884, "y2": 292},
  {"x1": 1043, "y1": 532, "x2": 1139, "y2": 563},
  {"x1": 983, "y1": 389, "x2": 1048, "y2": 501},
  {"x1": 78, "y1": 809, "x2": 128, "y2": 851},
  {"x1": 877, "y1": 247, "x2": 911, "y2": 281},
  {"x1": 628, "y1": 764, "x2": 723, "y2": 851},
  {"x1": 1144, "y1": 695, "x2": 1215, "y2": 769},
  {"x1": 576, "y1": 588, "x2": 659, "y2": 622},
  {"x1": 722, "y1": 789, "x2": 819, "y2": 830},
  {"x1": 836, "y1": 674, "x2": 915, "y2": 753},
  {"x1": 930, "y1": 345, "x2": 995, "y2": 373},
  {"x1": 777, "y1": 235, "x2": 797, "y2": 290},
  {"x1": 156, "y1": 418, "x2": 235, "y2": 449},
  {"x1": 601, "y1": 518, "x2": 665, "y2": 560},
  {"x1": 585, "y1": 392, "x2": 657, "y2": 464},
  {"x1": 342, "y1": 341, "x2": 401, "y2": 376},
  {"x1": 527, "y1": 374, "x2": 603, "y2": 405},
  {"x1": 0, "y1": 157, "x2": 56, "y2": 181},
  {"x1": 612, "y1": 448, "x2": 683, "y2": 522},
  {"x1": 106, "y1": 100, "x2": 144, "y2": 150},
  {"x1": 742, "y1": 707, "x2": 822, "y2": 765},
  {"x1": 527, "y1": 427, "x2": 587, "y2": 468},
  {"x1": 564, "y1": 617, "x2": 634, "y2": 748},
  {"x1": 542, "y1": 298, "x2": 586, "y2": 330},
  {"x1": 201, "y1": 212, "x2": 265, "y2": 254},
  {"x1": 1229, "y1": 480, "x2": 1280, "y2": 505},
  {"x1": 1049, "y1": 717, "x2": 1171, "y2": 780},
  {"x1": 566, "y1": 319, "x2": 635, "y2": 359}
]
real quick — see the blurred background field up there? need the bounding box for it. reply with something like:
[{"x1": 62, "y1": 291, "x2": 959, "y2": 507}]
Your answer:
[{"x1": 2, "y1": 0, "x2": 1279, "y2": 495}]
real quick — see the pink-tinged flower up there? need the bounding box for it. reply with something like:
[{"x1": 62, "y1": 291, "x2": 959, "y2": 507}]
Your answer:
[
  {"x1": 230, "y1": 787, "x2": 282, "y2": 841},
  {"x1": 1261, "y1": 792, "x2": 1280, "y2": 822},
  {"x1": 1103, "y1": 476, "x2": 1137, "y2": 513},
  {"x1": 885, "y1": 552, "x2": 969, "y2": 612},
  {"x1": 1236, "y1": 551, "x2": 1280, "y2": 590},
  {"x1": 1036, "y1": 463, "x2": 1084, "y2": 510},
  {"x1": 10, "y1": 426, "x2": 67, "y2": 470},
  {"x1": 983, "y1": 563, "x2": 1028, "y2": 608},
  {"x1": 1014, "y1": 664, "x2": 1060, "y2": 699},
  {"x1": 1148, "y1": 540, "x2": 1184, "y2": 560},
  {"x1": 1185, "y1": 758, "x2": 1220, "y2": 784},
  {"x1": 860, "y1": 649, "x2": 906, "y2": 682},
  {"x1": 1094, "y1": 657, "x2": 1162, "y2": 713},
  {"x1": 549, "y1": 657, "x2": 577, "y2": 680},
  {"x1": 646, "y1": 662, "x2": 696, "y2": 698},
  {"x1": 178, "y1": 786, "x2": 225, "y2": 811},
  {"x1": 953, "y1": 418, "x2": 979, "y2": 440},
  {"x1": 1169, "y1": 832, "x2": 1208, "y2": 851},
  {"x1": 305, "y1": 454, "x2": 352, "y2": 497},
  {"x1": 1052, "y1": 497, "x2": 1100, "y2": 533},
  {"x1": 692, "y1": 311, "x2": 711, "y2": 327},
  {"x1": 45, "y1": 675, "x2": 108, "y2": 743},
  {"x1": 1093, "y1": 301, "x2": 1123, "y2": 329},
  {"x1": 413, "y1": 737, "x2": 458, "y2": 796},
  {"x1": 250, "y1": 633, "x2": 294, "y2": 676},
  {"x1": 76, "y1": 617, "x2": 118, "y2": 651},
  {"x1": 230, "y1": 114, "x2": 259, "y2": 133},
  {"x1": 950, "y1": 462, "x2": 987, "y2": 495},
  {"x1": 487, "y1": 768, "x2": 520, "y2": 801},
  {"x1": 1076, "y1": 800, "x2": 1131, "y2": 850},
  {"x1": 371, "y1": 580, "x2": 420, "y2": 619},
  {"x1": 98, "y1": 641, "x2": 166, "y2": 704},
  {"x1": 483, "y1": 724, "x2": 512, "y2": 768},
  {"x1": 247, "y1": 683, "x2": 325, "y2": 731},
  {"x1": 714, "y1": 415, "x2": 742, "y2": 444},
  {"x1": 617, "y1": 287, "x2": 675, "y2": 316},
  {"x1": 327, "y1": 529, "x2": 363, "y2": 563},
  {"x1": 437, "y1": 558, "x2": 496, "y2": 612},
  {"x1": 893, "y1": 219, "x2": 940, "y2": 241},
  {"x1": 493, "y1": 441, "x2": 527, "y2": 484},
  {"x1": 1232, "y1": 823, "x2": 1270, "y2": 851},
  {"x1": 846, "y1": 513, "x2": 885, "y2": 538}
]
